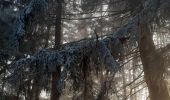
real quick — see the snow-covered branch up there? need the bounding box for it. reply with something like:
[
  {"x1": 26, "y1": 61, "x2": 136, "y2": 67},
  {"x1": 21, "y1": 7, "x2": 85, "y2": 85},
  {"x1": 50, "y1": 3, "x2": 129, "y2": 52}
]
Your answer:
[{"x1": 0, "y1": 0, "x2": 47, "y2": 58}]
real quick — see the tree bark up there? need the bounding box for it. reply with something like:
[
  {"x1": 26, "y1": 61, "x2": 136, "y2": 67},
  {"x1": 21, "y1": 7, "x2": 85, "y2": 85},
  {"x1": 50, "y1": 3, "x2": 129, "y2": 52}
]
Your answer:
[
  {"x1": 139, "y1": 22, "x2": 170, "y2": 100},
  {"x1": 51, "y1": 0, "x2": 63, "y2": 100}
]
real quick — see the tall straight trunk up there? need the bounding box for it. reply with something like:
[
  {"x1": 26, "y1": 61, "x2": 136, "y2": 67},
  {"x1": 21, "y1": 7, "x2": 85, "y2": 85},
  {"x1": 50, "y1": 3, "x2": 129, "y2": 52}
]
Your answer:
[
  {"x1": 138, "y1": 22, "x2": 170, "y2": 100},
  {"x1": 29, "y1": 28, "x2": 41, "y2": 100},
  {"x1": 31, "y1": 75, "x2": 41, "y2": 100},
  {"x1": 51, "y1": 0, "x2": 62, "y2": 100},
  {"x1": 82, "y1": 59, "x2": 95, "y2": 100},
  {"x1": 122, "y1": 67, "x2": 127, "y2": 100},
  {"x1": 30, "y1": 25, "x2": 51, "y2": 100},
  {"x1": 131, "y1": 56, "x2": 138, "y2": 100},
  {"x1": 83, "y1": 60, "x2": 91, "y2": 100}
]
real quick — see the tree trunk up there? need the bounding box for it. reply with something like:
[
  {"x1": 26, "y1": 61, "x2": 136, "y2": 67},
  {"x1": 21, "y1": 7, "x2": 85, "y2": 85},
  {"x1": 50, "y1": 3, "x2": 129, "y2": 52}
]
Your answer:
[
  {"x1": 122, "y1": 66, "x2": 127, "y2": 100},
  {"x1": 139, "y1": 22, "x2": 170, "y2": 100},
  {"x1": 50, "y1": 0, "x2": 63, "y2": 100},
  {"x1": 31, "y1": 75, "x2": 41, "y2": 100}
]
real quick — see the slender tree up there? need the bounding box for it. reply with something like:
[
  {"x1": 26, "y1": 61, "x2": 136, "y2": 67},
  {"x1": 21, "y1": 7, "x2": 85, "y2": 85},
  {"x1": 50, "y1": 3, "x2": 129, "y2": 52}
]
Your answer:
[{"x1": 51, "y1": 0, "x2": 63, "y2": 100}]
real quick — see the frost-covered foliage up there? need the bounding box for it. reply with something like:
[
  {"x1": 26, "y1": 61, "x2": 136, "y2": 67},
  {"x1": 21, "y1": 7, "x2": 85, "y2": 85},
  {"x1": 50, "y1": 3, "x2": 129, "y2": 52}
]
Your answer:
[
  {"x1": 8, "y1": 36, "x2": 123, "y2": 90},
  {"x1": 0, "y1": 0, "x2": 47, "y2": 58},
  {"x1": 5, "y1": 0, "x2": 170, "y2": 94}
]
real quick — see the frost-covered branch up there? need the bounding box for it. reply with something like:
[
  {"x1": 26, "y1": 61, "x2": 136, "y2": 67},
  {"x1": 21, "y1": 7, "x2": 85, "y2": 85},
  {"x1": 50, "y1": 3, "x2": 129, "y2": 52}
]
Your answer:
[
  {"x1": 8, "y1": 36, "x2": 123, "y2": 89},
  {"x1": 0, "y1": 0, "x2": 47, "y2": 58}
]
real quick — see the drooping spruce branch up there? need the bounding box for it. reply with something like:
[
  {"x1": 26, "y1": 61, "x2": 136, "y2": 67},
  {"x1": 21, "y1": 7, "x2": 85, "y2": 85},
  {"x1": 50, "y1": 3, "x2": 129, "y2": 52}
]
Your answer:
[{"x1": 0, "y1": 0, "x2": 47, "y2": 61}]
